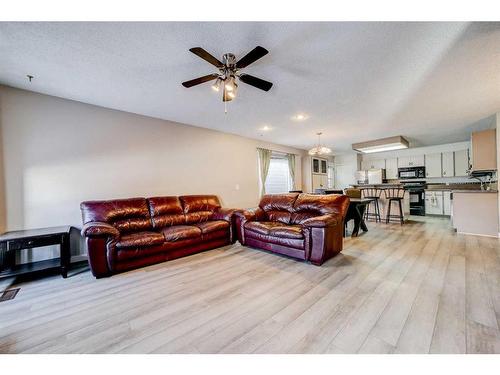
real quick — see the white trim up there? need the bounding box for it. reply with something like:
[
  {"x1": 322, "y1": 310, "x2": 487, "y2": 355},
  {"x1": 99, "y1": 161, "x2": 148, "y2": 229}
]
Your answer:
[{"x1": 456, "y1": 231, "x2": 499, "y2": 238}]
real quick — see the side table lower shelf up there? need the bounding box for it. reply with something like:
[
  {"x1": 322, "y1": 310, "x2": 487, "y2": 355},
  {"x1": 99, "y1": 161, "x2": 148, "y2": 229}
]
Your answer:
[{"x1": 0, "y1": 255, "x2": 88, "y2": 279}]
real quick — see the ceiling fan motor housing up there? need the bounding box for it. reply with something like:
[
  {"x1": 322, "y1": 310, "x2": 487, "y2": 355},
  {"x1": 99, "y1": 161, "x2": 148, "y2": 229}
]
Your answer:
[{"x1": 222, "y1": 53, "x2": 237, "y2": 69}]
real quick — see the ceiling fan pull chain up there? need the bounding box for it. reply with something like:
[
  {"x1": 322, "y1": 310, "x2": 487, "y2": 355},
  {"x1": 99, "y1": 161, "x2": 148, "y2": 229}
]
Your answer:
[{"x1": 224, "y1": 101, "x2": 227, "y2": 114}]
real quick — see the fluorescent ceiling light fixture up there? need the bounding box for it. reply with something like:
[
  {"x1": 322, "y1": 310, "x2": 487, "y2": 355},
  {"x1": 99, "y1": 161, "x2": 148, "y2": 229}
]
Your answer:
[{"x1": 352, "y1": 136, "x2": 409, "y2": 154}]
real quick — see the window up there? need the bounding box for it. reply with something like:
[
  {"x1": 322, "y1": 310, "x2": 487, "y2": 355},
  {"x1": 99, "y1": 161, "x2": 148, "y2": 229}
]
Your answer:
[
  {"x1": 264, "y1": 154, "x2": 292, "y2": 194},
  {"x1": 327, "y1": 162, "x2": 335, "y2": 189}
]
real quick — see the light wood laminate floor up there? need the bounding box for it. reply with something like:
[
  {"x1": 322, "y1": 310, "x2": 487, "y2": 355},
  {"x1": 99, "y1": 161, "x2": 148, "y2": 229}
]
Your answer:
[{"x1": 1, "y1": 216, "x2": 499, "y2": 354}]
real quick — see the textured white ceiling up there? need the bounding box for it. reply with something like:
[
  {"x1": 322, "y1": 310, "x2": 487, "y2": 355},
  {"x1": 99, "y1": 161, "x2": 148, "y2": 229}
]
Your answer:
[{"x1": 0, "y1": 22, "x2": 499, "y2": 152}]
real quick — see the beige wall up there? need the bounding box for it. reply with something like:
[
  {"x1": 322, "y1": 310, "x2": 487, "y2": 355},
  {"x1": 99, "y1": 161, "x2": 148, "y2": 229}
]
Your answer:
[{"x1": 0, "y1": 85, "x2": 305, "y2": 258}]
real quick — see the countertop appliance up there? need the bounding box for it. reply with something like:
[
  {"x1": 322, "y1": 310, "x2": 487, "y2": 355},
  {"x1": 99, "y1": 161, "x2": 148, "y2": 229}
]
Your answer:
[
  {"x1": 402, "y1": 180, "x2": 427, "y2": 216},
  {"x1": 398, "y1": 166, "x2": 425, "y2": 180}
]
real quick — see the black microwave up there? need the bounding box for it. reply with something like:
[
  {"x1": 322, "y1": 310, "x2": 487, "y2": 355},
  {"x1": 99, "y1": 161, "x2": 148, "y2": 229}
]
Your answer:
[{"x1": 398, "y1": 166, "x2": 425, "y2": 179}]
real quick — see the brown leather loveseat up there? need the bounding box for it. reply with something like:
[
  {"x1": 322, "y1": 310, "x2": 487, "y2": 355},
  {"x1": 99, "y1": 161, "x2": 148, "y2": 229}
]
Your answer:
[
  {"x1": 235, "y1": 193, "x2": 349, "y2": 265},
  {"x1": 80, "y1": 195, "x2": 236, "y2": 278}
]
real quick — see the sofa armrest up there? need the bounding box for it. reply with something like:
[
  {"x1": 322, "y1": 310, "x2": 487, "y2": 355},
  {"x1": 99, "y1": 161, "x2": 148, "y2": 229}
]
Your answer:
[
  {"x1": 234, "y1": 208, "x2": 266, "y2": 245},
  {"x1": 302, "y1": 214, "x2": 340, "y2": 228},
  {"x1": 81, "y1": 222, "x2": 120, "y2": 239},
  {"x1": 210, "y1": 208, "x2": 237, "y2": 222}
]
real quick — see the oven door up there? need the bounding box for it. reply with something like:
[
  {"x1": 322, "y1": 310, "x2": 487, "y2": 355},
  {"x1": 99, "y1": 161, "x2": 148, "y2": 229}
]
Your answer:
[{"x1": 409, "y1": 190, "x2": 425, "y2": 215}]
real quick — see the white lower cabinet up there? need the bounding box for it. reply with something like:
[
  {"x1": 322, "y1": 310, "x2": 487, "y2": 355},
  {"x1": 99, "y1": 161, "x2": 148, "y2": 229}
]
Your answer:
[
  {"x1": 425, "y1": 190, "x2": 451, "y2": 216},
  {"x1": 312, "y1": 174, "x2": 328, "y2": 190},
  {"x1": 443, "y1": 191, "x2": 451, "y2": 216}
]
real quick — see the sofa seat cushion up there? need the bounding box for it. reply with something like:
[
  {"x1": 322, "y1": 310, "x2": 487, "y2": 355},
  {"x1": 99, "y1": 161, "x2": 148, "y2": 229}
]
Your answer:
[
  {"x1": 244, "y1": 221, "x2": 304, "y2": 239},
  {"x1": 195, "y1": 220, "x2": 229, "y2": 234},
  {"x1": 245, "y1": 230, "x2": 305, "y2": 250},
  {"x1": 116, "y1": 231, "x2": 165, "y2": 249},
  {"x1": 161, "y1": 225, "x2": 202, "y2": 242}
]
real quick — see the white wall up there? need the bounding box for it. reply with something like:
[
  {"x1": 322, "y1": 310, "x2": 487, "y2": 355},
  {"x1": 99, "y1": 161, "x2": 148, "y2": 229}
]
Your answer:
[
  {"x1": 0, "y1": 85, "x2": 305, "y2": 259},
  {"x1": 496, "y1": 112, "x2": 500, "y2": 235},
  {"x1": 333, "y1": 152, "x2": 361, "y2": 189}
]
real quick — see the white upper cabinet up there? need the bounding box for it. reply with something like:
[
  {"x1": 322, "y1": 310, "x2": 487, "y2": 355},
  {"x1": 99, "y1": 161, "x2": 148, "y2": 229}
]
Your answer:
[
  {"x1": 361, "y1": 159, "x2": 385, "y2": 170},
  {"x1": 454, "y1": 149, "x2": 469, "y2": 176},
  {"x1": 385, "y1": 158, "x2": 398, "y2": 179},
  {"x1": 441, "y1": 151, "x2": 454, "y2": 177},
  {"x1": 425, "y1": 153, "x2": 442, "y2": 178},
  {"x1": 398, "y1": 155, "x2": 425, "y2": 168}
]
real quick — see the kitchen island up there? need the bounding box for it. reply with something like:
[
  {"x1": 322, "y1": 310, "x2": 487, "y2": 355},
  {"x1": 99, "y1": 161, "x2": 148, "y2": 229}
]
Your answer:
[
  {"x1": 349, "y1": 184, "x2": 411, "y2": 221},
  {"x1": 452, "y1": 190, "x2": 499, "y2": 237}
]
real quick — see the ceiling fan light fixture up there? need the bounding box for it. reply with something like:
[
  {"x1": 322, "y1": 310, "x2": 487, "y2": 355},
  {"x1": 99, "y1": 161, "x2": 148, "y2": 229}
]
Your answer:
[
  {"x1": 225, "y1": 76, "x2": 236, "y2": 92},
  {"x1": 211, "y1": 79, "x2": 221, "y2": 92}
]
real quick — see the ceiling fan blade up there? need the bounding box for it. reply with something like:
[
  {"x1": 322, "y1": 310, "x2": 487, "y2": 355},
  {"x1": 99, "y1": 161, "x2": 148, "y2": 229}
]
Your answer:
[
  {"x1": 239, "y1": 74, "x2": 273, "y2": 91},
  {"x1": 236, "y1": 46, "x2": 269, "y2": 69},
  {"x1": 182, "y1": 74, "x2": 219, "y2": 88},
  {"x1": 189, "y1": 47, "x2": 224, "y2": 68}
]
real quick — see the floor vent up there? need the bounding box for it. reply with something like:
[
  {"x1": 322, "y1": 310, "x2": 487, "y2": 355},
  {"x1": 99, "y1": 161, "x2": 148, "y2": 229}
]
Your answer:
[{"x1": 0, "y1": 288, "x2": 20, "y2": 302}]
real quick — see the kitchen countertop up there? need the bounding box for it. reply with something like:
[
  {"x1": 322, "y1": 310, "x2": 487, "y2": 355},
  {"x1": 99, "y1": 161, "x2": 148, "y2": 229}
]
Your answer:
[
  {"x1": 350, "y1": 184, "x2": 402, "y2": 188},
  {"x1": 452, "y1": 190, "x2": 498, "y2": 194}
]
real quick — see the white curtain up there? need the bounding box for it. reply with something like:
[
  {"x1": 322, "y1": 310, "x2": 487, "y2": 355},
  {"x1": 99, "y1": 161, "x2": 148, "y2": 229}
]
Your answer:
[
  {"x1": 257, "y1": 148, "x2": 272, "y2": 196},
  {"x1": 287, "y1": 153, "x2": 296, "y2": 190}
]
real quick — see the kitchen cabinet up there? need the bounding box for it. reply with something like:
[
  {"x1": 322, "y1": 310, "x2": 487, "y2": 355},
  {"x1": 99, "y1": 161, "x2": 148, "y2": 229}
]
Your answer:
[
  {"x1": 312, "y1": 157, "x2": 328, "y2": 174},
  {"x1": 361, "y1": 158, "x2": 385, "y2": 170},
  {"x1": 425, "y1": 191, "x2": 444, "y2": 215},
  {"x1": 454, "y1": 149, "x2": 469, "y2": 176},
  {"x1": 425, "y1": 153, "x2": 442, "y2": 178},
  {"x1": 442, "y1": 151, "x2": 454, "y2": 177},
  {"x1": 443, "y1": 191, "x2": 451, "y2": 216},
  {"x1": 312, "y1": 174, "x2": 328, "y2": 190},
  {"x1": 471, "y1": 129, "x2": 497, "y2": 171},
  {"x1": 398, "y1": 155, "x2": 425, "y2": 168},
  {"x1": 385, "y1": 158, "x2": 398, "y2": 179}
]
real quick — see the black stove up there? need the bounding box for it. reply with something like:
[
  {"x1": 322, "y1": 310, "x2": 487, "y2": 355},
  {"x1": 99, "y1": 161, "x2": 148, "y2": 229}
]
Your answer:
[{"x1": 401, "y1": 181, "x2": 427, "y2": 216}]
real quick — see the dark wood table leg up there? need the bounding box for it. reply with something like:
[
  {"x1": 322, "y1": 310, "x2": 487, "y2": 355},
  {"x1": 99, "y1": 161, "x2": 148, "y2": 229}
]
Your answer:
[
  {"x1": 352, "y1": 203, "x2": 369, "y2": 237},
  {"x1": 359, "y1": 203, "x2": 369, "y2": 232},
  {"x1": 60, "y1": 233, "x2": 70, "y2": 278}
]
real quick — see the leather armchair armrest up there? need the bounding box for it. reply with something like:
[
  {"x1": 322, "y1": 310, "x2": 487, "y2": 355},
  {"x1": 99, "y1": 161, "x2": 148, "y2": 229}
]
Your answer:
[
  {"x1": 210, "y1": 208, "x2": 237, "y2": 222},
  {"x1": 234, "y1": 209, "x2": 256, "y2": 222},
  {"x1": 234, "y1": 207, "x2": 265, "y2": 222},
  {"x1": 302, "y1": 214, "x2": 340, "y2": 228},
  {"x1": 81, "y1": 222, "x2": 120, "y2": 239}
]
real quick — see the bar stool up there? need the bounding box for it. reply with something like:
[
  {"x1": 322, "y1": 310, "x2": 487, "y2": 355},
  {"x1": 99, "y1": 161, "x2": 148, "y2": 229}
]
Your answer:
[
  {"x1": 384, "y1": 188, "x2": 405, "y2": 225},
  {"x1": 361, "y1": 188, "x2": 382, "y2": 222}
]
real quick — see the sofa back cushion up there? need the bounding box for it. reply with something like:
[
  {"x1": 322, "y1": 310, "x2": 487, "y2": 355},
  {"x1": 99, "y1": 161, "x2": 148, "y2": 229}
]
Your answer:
[
  {"x1": 147, "y1": 196, "x2": 186, "y2": 228},
  {"x1": 258, "y1": 193, "x2": 299, "y2": 224},
  {"x1": 80, "y1": 198, "x2": 152, "y2": 233},
  {"x1": 180, "y1": 195, "x2": 221, "y2": 224},
  {"x1": 291, "y1": 193, "x2": 350, "y2": 224}
]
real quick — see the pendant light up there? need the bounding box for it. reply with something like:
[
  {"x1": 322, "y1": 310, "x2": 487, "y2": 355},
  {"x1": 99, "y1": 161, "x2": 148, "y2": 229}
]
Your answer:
[{"x1": 308, "y1": 132, "x2": 332, "y2": 156}]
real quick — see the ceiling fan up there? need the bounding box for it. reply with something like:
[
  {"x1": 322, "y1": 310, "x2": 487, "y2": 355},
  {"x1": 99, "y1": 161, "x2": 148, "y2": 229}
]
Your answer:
[{"x1": 182, "y1": 46, "x2": 273, "y2": 102}]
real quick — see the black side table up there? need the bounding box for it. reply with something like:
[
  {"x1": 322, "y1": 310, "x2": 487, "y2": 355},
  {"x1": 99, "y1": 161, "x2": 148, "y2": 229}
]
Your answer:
[
  {"x1": 0, "y1": 226, "x2": 72, "y2": 278},
  {"x1": 344, "y1": 198, "x2": 372, "y2": 237}
]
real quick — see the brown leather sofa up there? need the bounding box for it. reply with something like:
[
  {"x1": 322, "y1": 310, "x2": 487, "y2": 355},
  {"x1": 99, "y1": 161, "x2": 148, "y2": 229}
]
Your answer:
[
  {"x1": 235, "y1": 193, "x2": 349, "y2": 265},
  {"x1": 80, "y1": 195, "x2": 236, "y2": 278}
]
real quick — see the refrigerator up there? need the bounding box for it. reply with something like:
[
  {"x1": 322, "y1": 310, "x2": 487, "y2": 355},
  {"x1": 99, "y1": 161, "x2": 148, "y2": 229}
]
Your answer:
[{"x1": 367, "y1": 169, "x2": 386, "y2": 184}]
